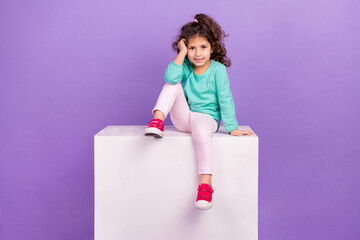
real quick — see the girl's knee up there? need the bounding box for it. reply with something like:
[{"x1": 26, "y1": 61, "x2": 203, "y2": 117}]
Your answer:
[
  {"x1": 163, "y1": 82, "x2": 182, "y2": 88},
  {"x1": 191, "y1": 128, "x2": 213, "y2": 143},
  {"x1": 162, "y1": 83, "x2": 183, "y2": 95}
]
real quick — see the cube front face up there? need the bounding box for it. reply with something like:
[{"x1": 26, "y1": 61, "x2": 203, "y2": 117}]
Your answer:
[{"x1": 95, "y1": 126, "x2": 258, "y2": 240}]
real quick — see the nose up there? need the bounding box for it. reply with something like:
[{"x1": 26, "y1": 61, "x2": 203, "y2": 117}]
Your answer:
[{"x1": 195, "y1": 48, "x2": 201, "y2": 56}]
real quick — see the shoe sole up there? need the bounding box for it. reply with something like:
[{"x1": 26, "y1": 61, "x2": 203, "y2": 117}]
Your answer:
[
  {"x1": 195, "y1": 201, "x2": 213, "y2": 210},
  {"x1": 144, "y1": 127, "x2": 164, "y2": 138}
]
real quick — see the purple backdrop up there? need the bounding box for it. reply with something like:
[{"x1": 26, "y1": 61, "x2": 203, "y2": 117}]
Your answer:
[{"x1": 1, "y1": 0, "x2": 359, "y2": 239}]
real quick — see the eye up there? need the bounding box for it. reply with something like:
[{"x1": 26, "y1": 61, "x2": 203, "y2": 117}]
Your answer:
[
  {"x1": 189, "y1": 47, "x2": 195, "y2": 50},
  {"x1": 202, "y1": 46, "x2": 207, "y2": 49}
]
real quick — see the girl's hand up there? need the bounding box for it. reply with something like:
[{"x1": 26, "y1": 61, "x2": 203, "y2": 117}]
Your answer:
[
  {"x1": 178, "y1": 39, "x2": 187, "y2": 53},
  {"x1": 230, "y1": 129, "x2": 255, "y2": 136}
]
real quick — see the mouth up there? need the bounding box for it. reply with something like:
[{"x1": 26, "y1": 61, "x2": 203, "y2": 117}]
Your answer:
[{"x1": 194, "y1": 58, "x2": 204, "y2": 62}]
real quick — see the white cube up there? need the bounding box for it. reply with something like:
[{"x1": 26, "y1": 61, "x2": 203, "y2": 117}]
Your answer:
[{"x1": 95, "y1": 125, "x2": 258, "y2": 240}]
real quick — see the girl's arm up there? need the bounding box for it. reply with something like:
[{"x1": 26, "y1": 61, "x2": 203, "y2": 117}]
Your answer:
[
  {"x1": 173, "y1": 50, "x2": 187, "y2": 66},
  {"x1": 164, "y1": 39, "x2": 188, "y2": 84},
  {"x1": 215, "y1": 64, "x2": 239, "y2": 134},
  {"x1": 173, "y1": 39, "x2": 187, "y2": 65},
  {"x1": 216, "y1": 66, "x2": 255, "y2": 136}
]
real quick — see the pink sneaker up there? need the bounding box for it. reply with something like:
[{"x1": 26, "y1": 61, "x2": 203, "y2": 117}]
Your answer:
[
  {"x1": 195, "y1": 183, "x2": 214, "y2": 210},
  {"x1": 144, "y1": 119, "x2": 164, "y2": 138}
]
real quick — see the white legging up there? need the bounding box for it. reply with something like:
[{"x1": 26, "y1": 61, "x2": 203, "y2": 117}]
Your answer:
[{"x1": 152, "y1": 83, "x2": 218, "y2": 175}]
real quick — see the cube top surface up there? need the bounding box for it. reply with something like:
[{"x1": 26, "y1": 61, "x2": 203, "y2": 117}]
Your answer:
[{"x1": 95, "y1": 125, "x2": 257, "y2": 138}]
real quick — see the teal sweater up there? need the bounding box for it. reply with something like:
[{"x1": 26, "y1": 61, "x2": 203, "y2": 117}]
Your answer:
[{"x1": 164, "y1": 58, "x2": 239, "y2": 133}]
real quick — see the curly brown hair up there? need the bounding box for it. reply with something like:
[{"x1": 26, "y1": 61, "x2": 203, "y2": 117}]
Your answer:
[{"x1": 171, "y1": 13, "x2": 231, "y2": 67}]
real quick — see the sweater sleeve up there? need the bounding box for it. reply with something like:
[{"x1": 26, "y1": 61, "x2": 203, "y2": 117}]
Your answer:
[
  {"x1": 164, "y1": 58, "x2": 192, "y2": 84},
  {"x1": 215, "y1": 64, "x2": 239, "y2": 134},
  {"x1": 164, "y1": 61, "x2": 184, "y2": 84}
]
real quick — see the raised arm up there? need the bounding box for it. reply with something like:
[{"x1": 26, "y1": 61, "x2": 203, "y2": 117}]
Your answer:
[
  {"x1": 173, "y1": 39, "x2": 187, "y2": 65},
  {"x1": 164, "y1": 39, "x2": 188, "y2": 84}
]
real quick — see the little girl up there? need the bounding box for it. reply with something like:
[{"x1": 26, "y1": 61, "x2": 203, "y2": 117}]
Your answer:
[{"x1": 144, "y1": 13, "x2": 254, "y2": 210}]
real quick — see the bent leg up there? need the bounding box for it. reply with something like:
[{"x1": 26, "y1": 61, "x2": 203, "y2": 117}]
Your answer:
[{"x1": 152, "y1": 83, "x2": 191, "y2": 132}]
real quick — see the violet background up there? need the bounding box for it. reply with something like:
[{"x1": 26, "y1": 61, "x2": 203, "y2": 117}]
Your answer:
[{"x1": 1, "y1": 0, "x2": 359, "y2": 239}]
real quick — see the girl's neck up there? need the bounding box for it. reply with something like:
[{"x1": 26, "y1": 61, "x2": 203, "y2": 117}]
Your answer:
[{"x1": 193, "y1": 60, "x2": 211, "y2": 76}]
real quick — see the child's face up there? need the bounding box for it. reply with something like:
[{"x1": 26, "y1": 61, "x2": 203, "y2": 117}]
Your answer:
[{"x1": 186, "y1": 36, "x2": 213, "y2": 69}]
